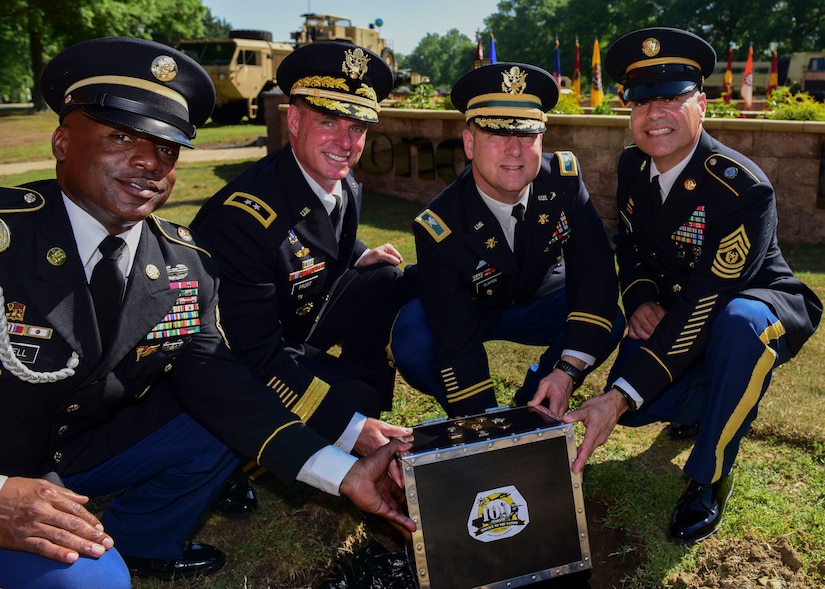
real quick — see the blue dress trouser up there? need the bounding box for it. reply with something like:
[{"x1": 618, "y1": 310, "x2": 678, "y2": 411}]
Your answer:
[
  {"x1": 0, "y1": 412, "x2": 239, "y2": 589},
  {"x1": 610, "y1": 297, "x2": 791, "y2": 484},
  {"x1": 391, "y1": 289, "x2": 624, "y2": 412}
]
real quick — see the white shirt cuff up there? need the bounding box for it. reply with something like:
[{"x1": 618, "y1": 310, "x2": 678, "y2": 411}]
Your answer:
[
  {"x1": 296, "y1": 446, "x2": 358, "y2": 496},
  {"x1": 0, "y1": 475, "x2": 6, "y2": 492},
  {"x1": 334, "y1": 413, "x2": 366, "y2": 454},
  {"x1": 613, "y1": 377, "x2": 645, "y2": 410},
  {"x1": 562, "y1": 349, "x2": 595, "y2": 368}
]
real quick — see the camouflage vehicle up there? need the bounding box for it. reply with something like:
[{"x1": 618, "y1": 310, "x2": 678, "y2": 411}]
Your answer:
[
  {"x1": 177, "y1": 14, "x2": 398, "y2": 124},
  {"x1": 176, "y1": 30, "x2": 293, "y2": 124}
]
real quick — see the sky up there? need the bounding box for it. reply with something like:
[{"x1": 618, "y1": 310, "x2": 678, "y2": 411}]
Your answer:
[{"x1": 201, "y1": 0, "x2": 502, "y2": 55}]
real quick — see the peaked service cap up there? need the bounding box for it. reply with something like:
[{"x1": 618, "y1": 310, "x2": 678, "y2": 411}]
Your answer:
[
  {"x1": 605, "y1": 27, "x2": 716, "y2": 102},
  {"x1": 450, "y1": 62, "x2": 558, "y2": 134},
  {"x1": 277, "y1": 41, "x2": 393, "y2": 123},
  {"x1": 41, "y1": 37, "x2": 215, "y2": 148}
]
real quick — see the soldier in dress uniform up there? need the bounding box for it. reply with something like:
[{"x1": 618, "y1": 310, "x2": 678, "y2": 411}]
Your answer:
[
  {"x1": 0, "y1": 37, "x2": 414, "y2": 588},
  {"x1": 562, "y1": 27, "x2": 821, "y2": 545},
  {"x1": 390, "y1": 62, "x2": 624, "y2": 418},
  {"x1": 190, "y1": 42, "x2": 413, "y2": 507}
]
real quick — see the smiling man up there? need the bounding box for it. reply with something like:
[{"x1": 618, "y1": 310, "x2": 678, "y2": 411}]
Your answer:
[
  {"x1": 0, "y1": 37, "x2": 414, "y2": 588},
  {"x1": 390, "y1": 62, "x2": 623, "y2": 418},
  {"x1": 561, "y1": 27, "x2": 822, "y2": 545},
  {"x1": 191, "y1": 42, "x2": 413, "y2": 512}
]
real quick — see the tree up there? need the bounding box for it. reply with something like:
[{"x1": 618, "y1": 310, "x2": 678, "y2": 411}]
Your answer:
[
  {"x1": 0, "y1": 0, "x2": 213, "y2": 110},
  {"x1": 405, "y1": 29, "x2": 477, "y2": 88}
]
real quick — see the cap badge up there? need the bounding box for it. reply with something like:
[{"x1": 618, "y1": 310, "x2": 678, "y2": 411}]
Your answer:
[
  {"x1": 642, "y1": 37, "x2": 661, "y2": 57},
  {"x1": 342, "y1": 48, "x2": 370, "y2": 80},
  {"x1": 151, "y1": 55, "x2": 178, "y2": 83},
  {"x1": 501, "y1": 66, "x2": 528, "y2": 94}
]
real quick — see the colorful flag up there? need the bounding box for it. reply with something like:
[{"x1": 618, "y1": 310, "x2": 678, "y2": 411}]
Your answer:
[
  {"x1": 553, "y1": 36, "x2": 561, "y2": 83},
  {"x1": 591, "y1": 38, "x2": 604, "y2": 107},
  {"x1": 767, "y1": 49, "x2": 778, "y2": 98},
  {"x1": 489, "y1": 33, "x2": 497, "y2": 64},
  {"x1": 741, "y1": 43, "x2": 754, "y2": 109},
  {"x1": 722, "y1": 44, "x2": 734, "y2": 103},
  {"x1": 573, "y1": 35, "x2": 581, "y2": 99},
  {"x1": 476, "y1": 34, "x2": 483, "y2": 61}
]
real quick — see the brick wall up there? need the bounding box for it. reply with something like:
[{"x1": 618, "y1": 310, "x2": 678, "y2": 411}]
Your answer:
[{"x1": 266, "y1": 101, "x2": 825, "y2": 244}]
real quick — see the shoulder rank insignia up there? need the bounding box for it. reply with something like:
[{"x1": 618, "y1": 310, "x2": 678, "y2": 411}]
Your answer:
[
  {"x1": 555, "y1": 151, "x2": 579, "y2": 176},
  {"x1": 224, "y1": 192, "x2": 277, "y2": 228},
  {"x1": 0, "y1": 186, "x2": 45, "y2": 214},
  {"x1": 149, "y1": 216, "x2": 211, "y2": 257},
  {"x1": 704, "y1": 154, "x2": 759, "y2": 197},
  {"x1": 415, "y1": 209, "x2": 452, "y2": 242}
]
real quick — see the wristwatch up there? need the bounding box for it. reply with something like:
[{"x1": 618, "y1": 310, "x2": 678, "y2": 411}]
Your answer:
[
  {"x1": 612, "y1": 384, "x2": 640, "y2": 411},
  {"x1": 553, "y1": 359, "x2": 585, "y2": 389}
]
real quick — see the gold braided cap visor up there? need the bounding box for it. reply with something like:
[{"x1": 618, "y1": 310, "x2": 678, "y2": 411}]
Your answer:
[
  {"x1": 65, "y1": 75, "x2": 190, "y2": 111},
  {"x1": 290, "y1": 76, "x2": 381, "y2": 122}
]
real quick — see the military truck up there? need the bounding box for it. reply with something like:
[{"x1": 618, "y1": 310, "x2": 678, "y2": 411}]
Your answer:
[
  {"x1": 292, "y1": 13, "x2": 396, "y2": 71},
  {"x1": 177, "y1": 14, "x2": 398, "y2": 124},
  {"x1": 176, "y1": 30, "x2": 293, "y2": 123}
]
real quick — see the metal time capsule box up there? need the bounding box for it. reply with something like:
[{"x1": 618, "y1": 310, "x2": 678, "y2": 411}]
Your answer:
[{"x1": 399, "y1": 405, "x2": 591, "y2": 589}]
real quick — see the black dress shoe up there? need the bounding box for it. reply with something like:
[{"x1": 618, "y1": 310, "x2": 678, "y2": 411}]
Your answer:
[
  {"x1": 212, "y1": 467, "x2": 258, "y2": 519},
  {"x1": 123, "y1": 541, "x2": 226, "y2": 580},
  {"x1": 668, "y1": 422, "x2": 699, "y2": 439},
  {"x1": 668, "y1": 474, "x2": 734, "y2": 545}
]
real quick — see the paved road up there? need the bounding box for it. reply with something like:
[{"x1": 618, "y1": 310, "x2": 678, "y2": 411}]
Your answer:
[{"x1": 0, "y1": 145, "x2": 267, "y2": 177}]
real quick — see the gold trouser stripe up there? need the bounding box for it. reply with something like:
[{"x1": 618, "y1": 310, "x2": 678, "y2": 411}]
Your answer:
[{"x1": 712, "y1": 319, "x2": 785, "y2": 481}]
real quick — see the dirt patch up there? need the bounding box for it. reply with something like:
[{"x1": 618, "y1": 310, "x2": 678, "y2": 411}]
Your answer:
[{"x1": 668, "y1": 535, "x2": 824, "y2": 589}]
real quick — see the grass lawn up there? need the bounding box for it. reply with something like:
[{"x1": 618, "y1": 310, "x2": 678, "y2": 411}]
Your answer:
[{"x1": 1, "y1": 115, "x2": 824, "y2": 588}]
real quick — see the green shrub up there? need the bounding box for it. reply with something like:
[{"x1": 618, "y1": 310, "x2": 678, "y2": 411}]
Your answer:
[
  {"x1": 390, "y1": 83, "x2": 452, "y2": 110},
  {"x1": 706, "y1": 100, "x2": 742, "y2": 118},
  {"x1": 764, "y1": 86, "x2": 825, "y2": 121},
  {"x1": 551, "y1": 92, "x2": 585, "y2": 114}
]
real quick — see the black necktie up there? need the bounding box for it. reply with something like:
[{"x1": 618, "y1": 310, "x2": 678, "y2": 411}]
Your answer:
[
  {"x1": 89, "y1": 235, "x2": 126, "y2": 348},
  {"x1": 330, "y1": 194, "x2": 342, "y2": 228},
  {"x1": 651, "y1": 175, "x2": 662, "y2": 215},
  {"x1": 511, "y1": 203, "x2": 526, "y2": 264}
]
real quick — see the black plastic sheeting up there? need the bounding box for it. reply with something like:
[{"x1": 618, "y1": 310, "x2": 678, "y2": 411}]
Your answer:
[
  {"x1": 316, "y1": 540, "x2": 593, "y2": 589},
  {"x1": 317, "y1": 541, "x2": 416, "y2": 589}
]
